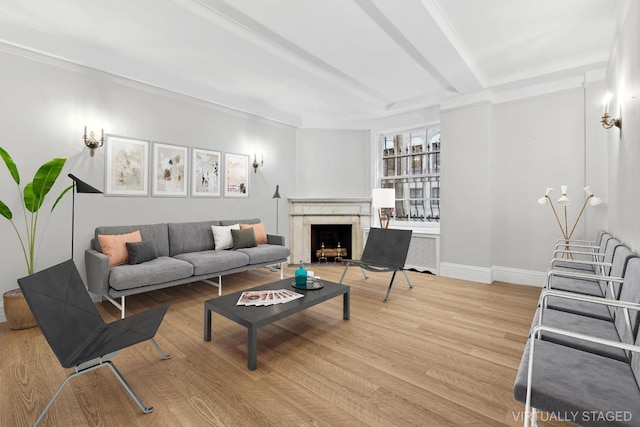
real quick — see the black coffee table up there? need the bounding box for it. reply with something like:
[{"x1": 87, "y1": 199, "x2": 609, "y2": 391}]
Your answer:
[{"x1": 204, "y1": 278, "x2": 350, "y2": 370}]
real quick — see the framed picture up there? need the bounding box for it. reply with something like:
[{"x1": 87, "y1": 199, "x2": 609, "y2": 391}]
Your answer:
[
  {"x1": 191, "y1": 148, "x2": 221, "y2": 197},
  {"x1": 105, "y1": 135, "x2": 149, "y2": 196},
  {"x1": 224, "y1": 153, "x2": 249, "y2": 198},
  {"x1": 152, "y1": 142, "x2": 188, "y2": 197}
]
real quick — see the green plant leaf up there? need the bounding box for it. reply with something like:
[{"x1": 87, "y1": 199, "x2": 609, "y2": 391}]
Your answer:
[
  {"x1": 23, "y1": 182, "x2": 41, "y2": 213},
  {"x1": 51, "y1": 184, "x2": 73, "y2": 213},
  {"x1": 0, "y1": 146, "x2": 20, "y2": 184},
  {"x1": 31, "y1": 158, "x2": 66, "y2": 211},
  {"x1": 0, "y1": 200, "x2": 13, "y2": 220}
]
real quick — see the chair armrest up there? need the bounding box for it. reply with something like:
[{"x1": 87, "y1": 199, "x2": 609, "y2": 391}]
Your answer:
[
  {"x1": 549, "y1": 258, "x2": 611, "y2": 268},
  {"x1": 267, "y1": 234, "x2": 285, "y2": 246},
  {"x1": 555, "y1": 238, "x2": 595, "y2": 245},
  {"x1": 85, "y1": 249, "x2": 110, "y2": 297},
  {"x1": 545, "y1": 269, "x2": 620, "y2": 282},
  {"x1": 529, "y1": 325, "x2": 640, "y2": 354},
  {"x1": 554, "y1": 242, "x2": 599, "y2": 250},
  {"x1": 540, "y1": 288, "x2": 636, "y2": 310},
  {"x1": 552, "y1": 250, "x2": 605, "y2": 257}
]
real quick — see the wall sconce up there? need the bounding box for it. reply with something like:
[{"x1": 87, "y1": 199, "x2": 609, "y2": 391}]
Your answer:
[
  {"x1": 601, "y1": 92, "x2": 622, "y2": 130},
  {"x1": 252, "y1": 153, "x2": 263, "y2": 173},
  {"x1": 83, "y1": 126, "x2": 104, "y2": 157}
]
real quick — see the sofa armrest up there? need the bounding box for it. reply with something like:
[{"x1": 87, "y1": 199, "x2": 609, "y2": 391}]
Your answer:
[
  {"x1": 267, "y1": 234, "x2": 285, "y2": 246},
  {"x1": 85, "y1": 248, "x2": 110, "y2": 297}
]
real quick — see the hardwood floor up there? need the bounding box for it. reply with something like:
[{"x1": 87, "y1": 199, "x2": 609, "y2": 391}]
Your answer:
[{"x1": 0, "y1": 265, "x2": 570, "y2": 426}]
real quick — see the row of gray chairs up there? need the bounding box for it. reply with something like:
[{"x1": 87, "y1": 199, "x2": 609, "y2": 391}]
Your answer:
[{"x1": 513, "y1": 231, "x2": 640, "y2": 426}]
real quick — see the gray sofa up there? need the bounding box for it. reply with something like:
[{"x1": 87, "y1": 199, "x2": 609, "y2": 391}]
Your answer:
[{"x1": 85, "y1": 218, "x2": 289, "y2": 318}]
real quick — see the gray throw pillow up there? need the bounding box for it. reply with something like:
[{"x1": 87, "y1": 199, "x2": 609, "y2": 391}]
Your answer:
[
  {"x1": 126, "y1": 240, "x2": 158, "y2": 265},
  {"x1": 231, "y1": 228, "x2": 257, "y2": 249}
]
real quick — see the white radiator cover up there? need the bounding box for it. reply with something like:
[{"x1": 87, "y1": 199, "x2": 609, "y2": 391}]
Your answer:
[{"x1": 364, "y1": 228, "x2": 440, "y2": 274}]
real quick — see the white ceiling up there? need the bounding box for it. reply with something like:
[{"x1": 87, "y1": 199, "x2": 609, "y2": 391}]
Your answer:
[{"x1": 0, "y1": 0, "x2": 625, "y2": 128}]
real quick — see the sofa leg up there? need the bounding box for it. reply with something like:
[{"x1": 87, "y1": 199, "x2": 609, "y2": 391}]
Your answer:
[
  {"x1": 202, "y1": 278, "x2": 222, "y2": 296},
  {"x1": 104, "y1": 295, "x2": 126, "y2": 319}
]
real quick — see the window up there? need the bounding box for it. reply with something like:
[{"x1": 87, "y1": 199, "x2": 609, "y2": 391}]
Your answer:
[{"x1": 378, "y1": 125, "x2": 440, "y2": 224}]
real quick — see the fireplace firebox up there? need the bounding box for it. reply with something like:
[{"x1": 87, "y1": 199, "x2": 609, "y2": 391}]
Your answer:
[{"x1": 310, "y1": 224, "x2": 352, "y2": 263}]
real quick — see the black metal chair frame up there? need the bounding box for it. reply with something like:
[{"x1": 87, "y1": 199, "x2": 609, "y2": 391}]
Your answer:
[
  {"x1": 338, "y1": 228, "x2": 413, "y2": 302},
  {"x1": 17, "y1": 259, "x2": 170, "y2": 426}
]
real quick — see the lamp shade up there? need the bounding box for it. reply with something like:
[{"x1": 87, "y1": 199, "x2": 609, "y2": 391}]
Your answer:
[
  {"x1": 372, "y1": 188, "x2": 395, "y2": 208},
  {"x1": 590, "y1": 196, "x2": 603, "y2": 206},
  {"x1": 557, "y1": 185, "x2": 570, "y2": 205},
  {"x1": 272, "y1": 184, "x2": 281, "y2": 199},
  {"x1": 68, "y1": 174, "x2": 102, "y2": 194}
]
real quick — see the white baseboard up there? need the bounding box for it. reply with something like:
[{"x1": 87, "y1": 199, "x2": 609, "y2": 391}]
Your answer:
[
  {"x1": 439, "y1": 262, "x2": 492, "y2": 284},
  {"x1": 491, "y1": 266, "x2": 546, "y2": 287},
  {"x1": 439, "y1": 262, "x2": 545, "y2": 287},
  {"x1": 0, "y1": 301, "x2": 5, "y2": 323}
]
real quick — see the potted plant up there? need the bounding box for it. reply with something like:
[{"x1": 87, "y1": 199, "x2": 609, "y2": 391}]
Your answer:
[{"x1": 0, "y1": 147, "x2": 71, "y2": 329}]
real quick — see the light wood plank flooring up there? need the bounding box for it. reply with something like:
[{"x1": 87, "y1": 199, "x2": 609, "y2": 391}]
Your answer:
[{"x1": 0, "y1": 265, "x2": 569, "y2": 426}]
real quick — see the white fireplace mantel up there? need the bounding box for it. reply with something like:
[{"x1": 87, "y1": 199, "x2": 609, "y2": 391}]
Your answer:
[{"x1": 289, "y1": 198, "x2": 371, "y2": 264}]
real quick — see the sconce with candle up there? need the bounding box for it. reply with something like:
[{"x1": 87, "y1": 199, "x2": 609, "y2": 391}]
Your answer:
[
  {"x1": 83, "y1": 126, "x2": 104, "y2": 157},
  {"x1": 252, "y1": 154, "x2": 263, "y2": 173},
  {"x1": 601, "y1": 92, "x2": 622, "y2": 130}
]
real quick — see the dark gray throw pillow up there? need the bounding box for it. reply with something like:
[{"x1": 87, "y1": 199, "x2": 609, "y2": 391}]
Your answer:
[
  {"x1": 231, "y1": 228, "x2": 257, "y2": 249},
  {"x1": 126, "y1": 240, "x2": 158, "y2": 265}
]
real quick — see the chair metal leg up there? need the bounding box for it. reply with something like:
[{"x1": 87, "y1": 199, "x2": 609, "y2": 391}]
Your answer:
[
  {"x1": 105, "y1": 361, "x2": 154, "y2": 414},
  {"x1": 383, "y1": 271, "x2": 398, "y2": 302},
  {"x1": 338, "y1": 261, "x2": 352, "y2": 283},
  {"x1": 32, "y1": 357, "x2": 156, "y2": 426},
  {"x1": 151, "y1": 338, "x2": 171, "y2": 360},
  {"x1": 359, "y1": 266, "x2": 369, "y2": 280},
  {"x1": 33, "y1": 368, "x2": 82, "y2": 426},
  {"x1": 401, "y1": 269, "x2": 414, "y2": 288}
]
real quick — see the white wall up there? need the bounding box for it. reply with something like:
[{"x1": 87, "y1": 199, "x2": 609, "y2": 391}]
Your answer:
[
  {"x1": 440, "y1": 102, "x2": 491, "y2": 276},
  {"x1": 491, "y1": 89, "x2": 586, "y2": 273},
  {"x1": 438, "y1": 81, "x2": 608, "y2": 284},
  {"x1": 294, "y1": 128, "x2": 370, "y2": 198},
  {"x1": 606, "y1": 0, "x2": 640, "y2": 252},
  {"x1": 0, "y1": 48, "x2": 296, "y2": 320}
]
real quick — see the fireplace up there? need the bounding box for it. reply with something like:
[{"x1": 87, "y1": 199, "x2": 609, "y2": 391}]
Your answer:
[
  {"x1": 289, "y1": 198, "x2": 371, "y2": 264},
  {"x1": 311, "y1": 224, "x2": 352, "y2": 262}
]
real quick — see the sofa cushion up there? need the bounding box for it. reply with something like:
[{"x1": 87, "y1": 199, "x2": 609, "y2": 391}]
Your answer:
[
  {"x1": 240, "y1": 222, "x2": 268, "y2": 244},
  {"x1": 211, "y1": 223, "x2": 240, "y2": 250},
  {"x1": 236, "y1": 244, "x2": 290, "y2": 265},
  {"x1": 232, "y1": 228, "x2": 257, "y2": 249},
  {"x1": 98, "y1": 230, "x2": 142, "y2": 267},
  {"x1": 108, "y1": 256, "x2": 194, "y2": 291},
  {"x1": 168, "y1": 221, "x2": 220, "y2": 256},
  {"x1": 174, "y1": 250, "x2": 250, "y2": 276},
  {"x1": 126, "y1": 241, "x2": 158, "y2": 265},
  {"x1": 95, "y1": 223, "x2": 170, "y2": 257}
]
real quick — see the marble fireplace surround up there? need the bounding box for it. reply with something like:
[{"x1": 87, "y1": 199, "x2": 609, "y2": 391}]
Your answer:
[{"x1": 289, "y1": 198, "x2": 371, "y2": 264}]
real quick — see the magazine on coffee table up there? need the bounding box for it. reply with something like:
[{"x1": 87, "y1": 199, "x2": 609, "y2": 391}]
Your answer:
[{"x1": 237, "y1": 289, "x2": 303, "y2": 306}]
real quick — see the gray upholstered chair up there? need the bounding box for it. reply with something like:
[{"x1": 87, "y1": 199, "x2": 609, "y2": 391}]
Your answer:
[
  {"x1": 514, "y1": 257, "x2": 640, "y2": 427},
  {"x1": 17, "y1": 259, "x2": 170, "y2": 426},
  {"x1": 338, "y1": 227, "x2": 412, "y2": 302}
]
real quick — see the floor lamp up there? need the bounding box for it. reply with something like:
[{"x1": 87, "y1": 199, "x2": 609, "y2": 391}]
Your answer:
[
  {"x1": 68, "y1": 174, "x2": 102, "y2": 259},
  {"x1": 372, "y1": 188, "x2": 395, "y2": 228},
  {"x1": 272, "y1": 184, "x2": 281, "y2": 235}
]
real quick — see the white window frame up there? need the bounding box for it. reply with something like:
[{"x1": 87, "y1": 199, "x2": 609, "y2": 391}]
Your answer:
[{"x1": 373, "y1": 123, "x2": 441, "y2": 233}]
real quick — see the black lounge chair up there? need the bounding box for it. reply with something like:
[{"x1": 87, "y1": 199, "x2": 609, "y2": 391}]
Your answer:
[
  {"x1": 17, "y1": 259, "x2": 170, "y2": 426},
  {"x1": 338, "y1": 227, "x2": 413, "y2": 302}
]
